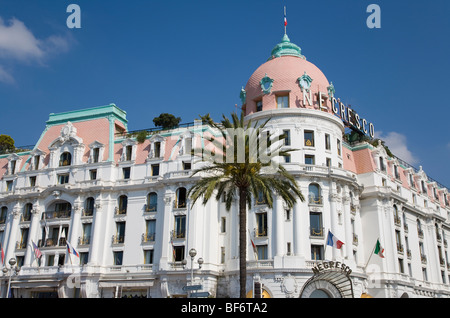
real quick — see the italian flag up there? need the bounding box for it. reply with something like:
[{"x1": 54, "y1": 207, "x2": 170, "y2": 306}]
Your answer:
[{"x1": 374, "y1": 239, "x2": 385, "y2": 258}]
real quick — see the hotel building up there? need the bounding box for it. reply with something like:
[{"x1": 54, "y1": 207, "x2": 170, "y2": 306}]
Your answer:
[{"x1": 1, "y1": 32, "x2": 449, "y2": 298}]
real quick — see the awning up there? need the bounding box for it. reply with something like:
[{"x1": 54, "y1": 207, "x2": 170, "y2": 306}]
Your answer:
[
  {"x1": 98, "y1": 280, "x2": 154, "y2": 288},
  {"x1": 300, "y1": 269, "x2": 354, "y2": 298}
]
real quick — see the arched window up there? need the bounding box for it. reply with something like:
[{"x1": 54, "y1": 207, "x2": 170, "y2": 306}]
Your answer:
[
  {"x1": 59, "y1": 152, "x2": 72, "y2": 166},
  {"x1": 23, "y1": 203, "x2": 33, "y2": 222},
  {"x1": 117, "y1": 195, "x2": 128, "y2": 215},
  {"x1": 146, "y1": 192, "x2": 158, "y2": 212},
  {"x1": 175, "y1": 187, "x2": 187, "y2": 209},
  {"x1": 84, "y1": 197, "x2": 95, "y2": 216},
  {"x1": 308, "y1": 183, "x2": 322, "y2": 205}
]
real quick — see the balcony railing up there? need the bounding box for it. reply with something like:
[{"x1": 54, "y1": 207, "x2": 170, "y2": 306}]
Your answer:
[
  {"x1": 78, "y1": 236, "x2": 91, "y2": 245},
  {"x1": 144, "y1": 204, "x2": 157, "y2": 212},
  {"x1": 141, "y1": 233, "x2": 156, "y2": 243},
  {"x1": 310, "y1": 227, "x2": 324, "y2": 237},
  {"x1": 308, "y1": 195, "x2": 323, "y2": 205},
  {"x1": 112, "y1": 235, "x2": 125, "y2": 244},
  {"x1": 38, "y1": 237, "x2": 67, "y2": 248},
  {"x1": 115, "y1": 207, "x2": 127, "y2": 215},
  {"x1": 42, "y1": 210, "x2": 72, "y2": 220},
  {"x1": 171, "y1": 230, "x2": 185, "y2": 239}
]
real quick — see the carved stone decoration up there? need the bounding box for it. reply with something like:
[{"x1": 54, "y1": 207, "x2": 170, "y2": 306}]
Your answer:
[
  {"x1": 281, "y1": 274, "x2": 298, "y2": 298},
  {"x1": 164, "y1": 195, "x2": 173, "y2": 206}
]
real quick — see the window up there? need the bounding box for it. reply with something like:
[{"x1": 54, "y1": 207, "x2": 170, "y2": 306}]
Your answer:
[
  {"x1": 154, "y1": 142, "x2": 161, "y2": 158},
  {"x1": 394, "y1": 165, "x2": 400, "y2": 179},
  {"x1": 337, "y1": 139, "x2": 341, "y2": 156},
  {"x1": 256, "y1": 213, "x2": 268, "y2": 237},
  {"x1": 183, "y1": 161, "x2": 191, "y2": 170},
  {"x1": 398, "y1": 258, "x2": 404, "y2": 274},
  {"x1": 304, "y1": 130, "x2": 315, "y2": 147},
  {"x1": 113, "y1": 251, "x2": 123, "y2": 266},
  {"x1": 22, "y1": 203, "x2": 33, "y2": 222},
  {"x1": 221, "y1": 247, "x2": 225, "y2": 264},
  {"x1": 151, "y1": 164, "x2": 160, "y2": 176},
  {"x1": 309, "y1": 212, "x2": 323, "y2": 237},
  {"x1": 34, "y1": 156, "x2": 40, "y2": 170},
  {"x1": 325, "y1": 134, "x2": 331, "y2": 150},
  {"x1": 173, "y1": 245, "x2": 185, "y2": 262},
  {"x1": 125, "y1": 145, "x2": 133, "y2": 161},
  {"x1": 326, "y1": 158, "x2": 331, "y2": 167},
  {"x1": 59, "y1": 152, "x2": 72, "y2": 166},
  {"x1": 115, "y1": 222, "x2": 126, "y2": 243},
  {"x1": 81, "y1": 223, "x2": 91, "y2": 245},
  {"x1": 84, "y1": 197, "x2": 95, "y2": 216},
  {"x1": 89, "y1": 169, "x2": 97, "y2": 180},
  {"x1": 0, "y1": 207, "x2": 7, "y2": 224},
  {"x1": 29, "y1": 176, "x2": 37, "y2": 187},
  {"x1": 58, "y1": 174, "x2": 69, "y2": 184},
  {"x1": 308, "y1": 183, "x2": 322, "y2": 205},
  {"x1": 256, "y1": 100, "x2": 263, "y2": 112},
  {"x1": 122, "y1": 167, "x2": 131, "y2": 179},
  {"x1": 283, "y1": 129, "x2": 291, "y2": 146},
  {"x1": 174, "y1": 215, "x2": 186, "y2": 238},
  {"x1": 146, "y1": 192, "x2": 157, "y2": 212},
  {"x1": 379, "y1": 157, "x2": 386, "y2": 172},
  {"x1": 80, "y1": 252, "x2": 89, "y2": 265},
  {"x1": 145, "y1": 220, "x2": 156, "y2": 242},
  {"x1": 305, "y1": 155, "x2": 315, "y2": 165},
  {"x1": 175, "y1": 187, "x2": 187, "y2": 208},
  {"x1": 311, "y1": 245, "x2": 324, "y2": 260},
  {"x1": 6, "y1": 180, "x2": 13, "y2": 191},
  {"x1": 255, "y1": 190, "x2": 267, "y2": 205},
  {"x1": 92, "y1": 148, "x2": 100, "y2": 163},
  {"x1": 257, "y1": 245, "x2": 268, "y2": 260},
  {"x1": 284, "y1": 154, "x2": 291, "y2": 163},
  {"x1": 277, "y1": 95, "x2": 289, "y2": 109},
  {"x1": 221, "y1": 217, "x2": 226, "y2": 233},
  {"x1": 118, "y1": 195, "x2": 128, "y2": 215},
  {"x1": 144, "y1": 250, "x2": 154, "y2": 264},
  {"x1": 19, "y1": 228, "x2": 29, "y2": 249},
  {"x1": 10, "y1": 160, "x2": 16, "y2": 174}
]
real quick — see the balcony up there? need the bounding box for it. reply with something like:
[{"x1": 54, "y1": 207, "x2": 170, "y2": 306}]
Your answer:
[
  {"x1": 112, "y1": 234, "x2": 125, "y2": 245},
  {"x1": 141, "y1": 233, "x2": 156, "y2": 243},
  {"x1": 144, "y1": 204, "x2": 157, "y2": 213},
  {"x1": 171, "y1": 230, "x2": 185, "y2": 240},
  {"x1": 78, "y1": 236, "x2": 91, "y2": 246},
  {"x1": 38, "y1": 237, "x2": 67, "y2": 248},
  {"x1": 310, "y1": 227, "x2": 324, "y2": 238},
  {"x1": 393, "y1": 215, "x2": 401, "y2": 227},
  {"x1": 308, "y1": 195, "x2": 323, "y2": 206},
  {"x1": 114, "y1": 207, "x2": 127, "y2": 215},
  {"x1": 42, "y1": 210, "x2": 72, "y2": 220}
]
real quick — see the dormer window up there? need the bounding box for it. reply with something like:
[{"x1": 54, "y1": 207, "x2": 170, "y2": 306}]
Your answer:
[
  {"x1": 10, "y1": 160, "x2": 17, "y2": 174},
  {"x1": 120, "y1": 139, "x2": 137, "y2": 162},
  {"x1": 59, "y1": 152, "x2": 72, "y2": 167}
]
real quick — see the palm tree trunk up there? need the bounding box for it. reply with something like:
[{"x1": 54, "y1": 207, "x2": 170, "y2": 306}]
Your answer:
[{"x1": 238, "y1": 187, "x2": 247, "y2": 298}]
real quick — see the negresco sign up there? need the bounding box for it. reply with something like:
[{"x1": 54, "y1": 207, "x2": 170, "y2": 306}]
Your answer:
[{"x1": 311, "y1": 261, "x2": 352, "y2": 277}]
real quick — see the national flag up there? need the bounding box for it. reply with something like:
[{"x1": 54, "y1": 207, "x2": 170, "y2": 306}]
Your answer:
[
  {"x1": 32, "y1": 241, "x2": 42, "y2": 260},
  {"x1": 374, "y1": 239, "x2": 385, "y2": 258},
  {"x1": 66, "y1": 241, "x2": 79, "y2": 257},
  {"x1": 284, "y1": 6, "x2": 287, "y2": 27},
  {"x1": 248, "y1": 230, "x2": 258, "y2": 260},
  {"x1": 0, "y1": 242, "x2": 4, "y2": 265},
  {"x1": 326, "y1": 230, "x2": 344, "y2": 249}
]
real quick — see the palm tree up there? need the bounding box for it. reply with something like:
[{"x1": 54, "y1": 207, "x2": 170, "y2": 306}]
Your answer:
[{"x1": 188, "y1": 111, "x2": 304, "y2": 298}]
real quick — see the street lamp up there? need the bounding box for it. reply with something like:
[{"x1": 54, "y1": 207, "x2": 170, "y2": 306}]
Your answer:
[{"x1": 2, "y1": 258, "x2": 20, "y2": 298}]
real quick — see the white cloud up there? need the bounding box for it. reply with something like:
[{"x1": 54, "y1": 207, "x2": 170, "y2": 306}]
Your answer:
[
  {"x1": 0, "y1": 17, "x2": 71, "y2": 83},
  {"x1": 376, "y1": 131, "x2": 419, "y2": 165},
  {"x1": 0, "y1": 65, "x2": 14, "y2": 84}
]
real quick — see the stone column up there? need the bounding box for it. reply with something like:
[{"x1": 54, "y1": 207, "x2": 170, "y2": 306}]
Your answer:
[
  {"x1": 24, "y1": 205, "x2": 41, "y2": 266},
  {"x1": 88, "y1": 201, "x2": 103, "y2": 265}
]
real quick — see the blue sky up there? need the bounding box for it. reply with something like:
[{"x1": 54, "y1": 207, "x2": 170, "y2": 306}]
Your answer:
[{"x1": 0, "y1": 0, "x2": 449, "y2": 187}]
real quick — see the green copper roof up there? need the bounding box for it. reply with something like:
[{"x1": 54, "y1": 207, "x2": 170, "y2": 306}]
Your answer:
[{"x1": 269, "y1": 34, "x2": 305, "y2": 60}]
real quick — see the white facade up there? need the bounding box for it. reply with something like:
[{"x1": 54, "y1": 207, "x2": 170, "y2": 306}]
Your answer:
[{"x1": 1, "y1": 36, "x2": 450, "y2": 299}]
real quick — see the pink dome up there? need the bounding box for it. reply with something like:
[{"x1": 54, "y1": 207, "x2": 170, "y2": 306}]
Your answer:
[{"x1": 243, "y1": 53, "x2": 333, "y2": 116}]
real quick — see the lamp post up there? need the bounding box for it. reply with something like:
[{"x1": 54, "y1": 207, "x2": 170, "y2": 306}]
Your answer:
[{"x1": 2, "y1": 258, "x2": 20, "y2": 298}]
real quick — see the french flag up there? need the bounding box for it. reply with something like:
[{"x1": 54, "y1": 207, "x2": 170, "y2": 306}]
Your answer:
[
  {"x1": 67, "y1": 241, "x2": 79, "y2": 257},
  {"x1": 327, "y1": 230, "x2": 344, "y2": 249}
]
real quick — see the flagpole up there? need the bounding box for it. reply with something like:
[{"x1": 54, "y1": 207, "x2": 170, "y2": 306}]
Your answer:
[
  {"x1": 364, "y1": 238, "x2": 378, "y2": 270},
  {"x1": 324, "y1": 229, "x2": 329, "y2": 260},
  {"x1": 284, "y1": 6, "x2": 287, "y2": 35}
]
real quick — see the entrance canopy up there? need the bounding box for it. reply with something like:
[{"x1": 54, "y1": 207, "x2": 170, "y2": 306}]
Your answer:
[{"x1": 300, "y1": 268, "x2": 354, "y2": 298}]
